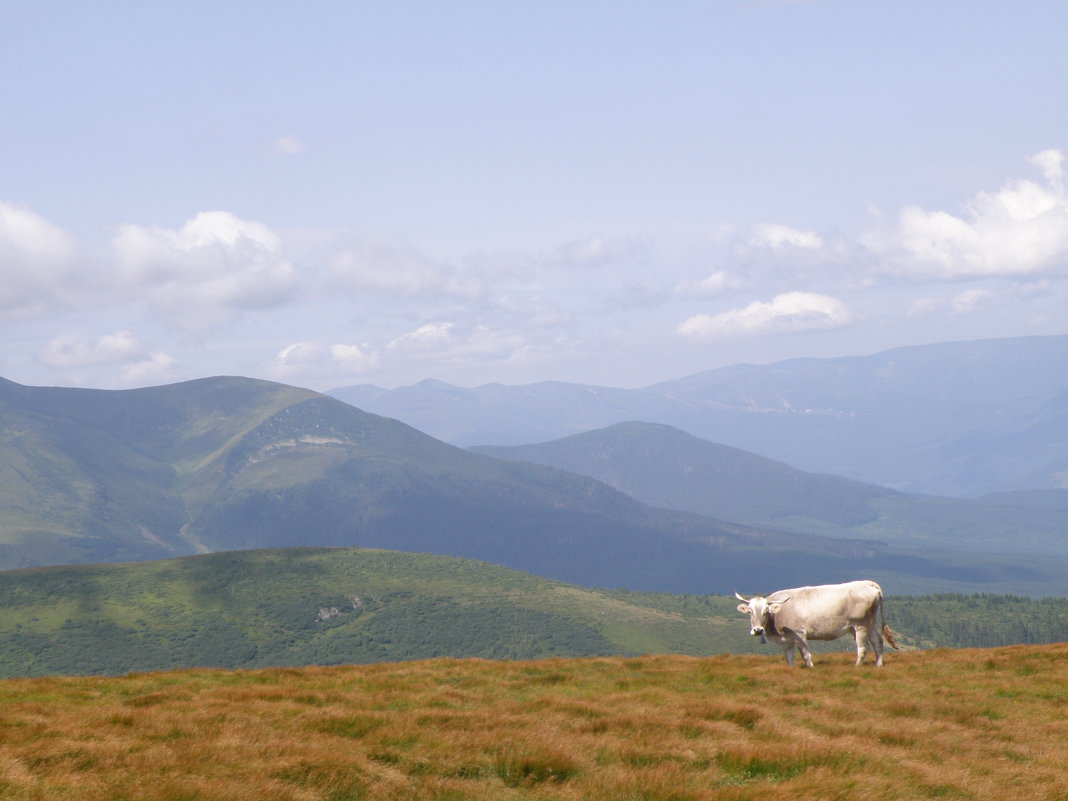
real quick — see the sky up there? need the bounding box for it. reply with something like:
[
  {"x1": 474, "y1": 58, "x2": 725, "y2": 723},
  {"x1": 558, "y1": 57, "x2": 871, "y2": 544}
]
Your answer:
[{"x1": 2, "y1": 1, "x2": 1068, "y2": 392}]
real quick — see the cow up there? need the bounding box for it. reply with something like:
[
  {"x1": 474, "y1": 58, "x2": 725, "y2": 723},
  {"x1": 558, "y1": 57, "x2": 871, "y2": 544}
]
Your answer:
[{"x1": 735, "y1": 580, "x2": 899, "y2": 667}]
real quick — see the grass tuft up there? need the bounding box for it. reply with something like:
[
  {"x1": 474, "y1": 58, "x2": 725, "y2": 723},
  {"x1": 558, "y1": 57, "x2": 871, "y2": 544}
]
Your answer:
[{"x1": 494, "y1": 745, "x2": 582, "y2": 786}]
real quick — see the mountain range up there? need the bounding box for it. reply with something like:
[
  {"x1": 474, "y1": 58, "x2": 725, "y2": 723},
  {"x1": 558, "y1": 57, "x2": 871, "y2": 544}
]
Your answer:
[
  {"x1": 472, "y1": 422, "x2": 1068, "y2": 556},
  {"x1": 2, "y1": 331, "x2": 1068, "y2": 598},
  {"x1": 0, "y1": 374, "x2": 889, "y2": 594},
  {"x1": 331, "y1": 334, "x2": 1068, "y2": 497}
]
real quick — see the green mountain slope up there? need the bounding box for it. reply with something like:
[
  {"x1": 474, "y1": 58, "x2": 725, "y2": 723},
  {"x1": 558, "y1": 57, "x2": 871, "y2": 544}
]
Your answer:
[
  {"x1": 4, "y1": 374, "x2": 1067, "y2": 596},
  {"x1": 475, "y1": 422, "x2": 894, "y2": 529},
  {"x1": 1, "y1": 375, "x2": 901, "y2": 594},
  {"x1": 0, "y1": 547, "x2": 760, "y2": 677},
  {"x1": 0, "y1": 376, "x2": 317, "y2": 566},
  {"x1": 472, "y1": 421, "x2": 1068, "y2": 555},
  {"x1": 3, "y1": 547, "x2": 1068, "y2": 678}
]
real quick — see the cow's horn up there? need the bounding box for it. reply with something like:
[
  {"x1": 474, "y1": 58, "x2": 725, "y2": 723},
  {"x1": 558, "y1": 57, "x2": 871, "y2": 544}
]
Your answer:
[{"x1": 734, "y1": 591, "x2": 748, "y2": 602}]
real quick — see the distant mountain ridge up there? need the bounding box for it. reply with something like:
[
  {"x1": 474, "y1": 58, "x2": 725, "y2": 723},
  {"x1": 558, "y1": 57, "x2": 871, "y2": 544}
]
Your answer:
[
  {"x1": 0, "y1": 374, "x2": 894, "y2": 593},
  {"x1": 472, "y1": 422, "x2": 1068, "y2": 556},
  {"x1": 4, "y1": 373, "x2": 1065, "y2": 595},
  {"x1": 331, "y1": 334, "x2": 1068, "y2": 497}
]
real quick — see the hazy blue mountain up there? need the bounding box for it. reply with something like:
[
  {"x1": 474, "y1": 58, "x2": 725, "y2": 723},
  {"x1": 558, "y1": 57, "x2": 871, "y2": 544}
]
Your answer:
[
  {"x1": 331, "y1": 378, "x2": 678, "y2": 447},
  {"x1": 472, "y1": 422, "x2": 1068, "y2": 556},
  {"x1": 3, "y1": 374, "x2": 1063, "y2": 595},
  {"x1": 0, "y1": 374, "x2": 896, "y2": 594},
  {"x1": 331, "y1": 334, "x2": 1068, "y2": 497}
]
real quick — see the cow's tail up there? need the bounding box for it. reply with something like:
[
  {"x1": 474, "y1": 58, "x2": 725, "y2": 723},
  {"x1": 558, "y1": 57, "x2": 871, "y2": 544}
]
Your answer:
[{"x1": 879, "y1": 594, "x2": 900, "y2": 651}]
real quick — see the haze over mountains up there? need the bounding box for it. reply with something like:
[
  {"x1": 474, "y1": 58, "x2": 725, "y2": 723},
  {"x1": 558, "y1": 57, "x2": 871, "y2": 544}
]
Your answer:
[
  {"x1": 0, "y1": 374, "x2": 895, "y2": 594},
  {"x1": 3, "y1": 333, "x2": 1067, "y2": 597},
  {"x1": 332, "y1": 334, "x2": 1068, "y2": 498},
  {"x1": 472, "y1": 422, "x2": 1068, "y2": 557}
]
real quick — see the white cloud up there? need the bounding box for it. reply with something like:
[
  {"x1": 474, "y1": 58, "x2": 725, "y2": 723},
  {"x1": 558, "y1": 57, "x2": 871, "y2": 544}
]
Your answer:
[
  {"x1": 119, "y1": 353, "x2": 179, "y2": 387},
  {"x1": 675, "y1": 270, "x2": 740, "y2": 298},
  {"x1": 1029, "y1": 149, "x2": 1064, "y2": 192},
  {"x1": 951, "y1": 288, "x2": 994, "y2": 314},
  {"x1": 678, "y1": 291, "x2": 853, "y2": 338},
  {"x1": 38, "y1": 330, "x2": 144, "y2": 367},
  {"x1": 35, "y1": 330, "x2": 178, "y2": 388},
  {"x1": 387, "y1": 322, "x2": 457, "y2": 354},
  {"x1": 721, "y1": 222, "x2": 852, "y2": 286},
  {"x1": 329, "y1": 343, "x2": 379, "y2": 371},
  {"x1": 270, "y1": 322, "x2": 531, "y2": 387},
  {"x1": 271, "y1": 340, "x2": 380, "y2": 384},
  {"x1": 0, "y1": 201, "x2": 78, "y2": 314},
  {"x1": 330, "y1": 235, "x2": 479, "y2": 298},
  {"x1": 750, "y1": 223, "x2": 823, "y2": 250},
  {"x1": 275, "y1": 341, "x2": 328, "y2": 366},
  {"x1": 907, "y1": 288, "x2": 994, "y2": 317},
  {"x1": 872, "y1": 149, "x2": 1068, "y2": 279},
  {"x1": 387, "y1": 321, "x2": 528, "y2": 363},
  {"x1": 112, "y1": 211, "x2": 300, "y2": 331}
]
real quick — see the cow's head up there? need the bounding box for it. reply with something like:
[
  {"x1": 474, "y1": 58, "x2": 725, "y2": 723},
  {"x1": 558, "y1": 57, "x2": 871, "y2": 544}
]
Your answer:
[{"x1": 735, "y1": 591, "x2": 789, "y2": 639}]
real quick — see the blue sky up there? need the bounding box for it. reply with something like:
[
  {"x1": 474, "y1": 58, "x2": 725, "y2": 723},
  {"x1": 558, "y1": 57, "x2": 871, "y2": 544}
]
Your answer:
[{"x1": 2, "y1": 1, "x2": 1067, "y2": 391}]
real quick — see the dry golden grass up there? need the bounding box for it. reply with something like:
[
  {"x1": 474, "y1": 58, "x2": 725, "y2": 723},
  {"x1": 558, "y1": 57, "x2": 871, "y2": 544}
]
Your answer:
[{"x1": 0, "y1": 644, "x2": 1066, "y2": 800}]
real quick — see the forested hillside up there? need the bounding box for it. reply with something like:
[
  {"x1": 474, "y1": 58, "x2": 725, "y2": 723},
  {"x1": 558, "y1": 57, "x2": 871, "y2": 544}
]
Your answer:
[
  {"x1": 0, "y1": 547, "x2": 755, "y2": 677},
  {"x1": 887, "y1": 594, "x2": 1068, "y2": 649},
  {"x1": 2, "y1": 547, "x2": 1068, "y2": 678}
]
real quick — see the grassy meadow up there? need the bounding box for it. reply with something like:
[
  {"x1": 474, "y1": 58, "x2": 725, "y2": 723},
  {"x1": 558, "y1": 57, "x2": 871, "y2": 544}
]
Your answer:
[{"x1": 1, "y1": 645, "x2": 1066, "y2": 800}]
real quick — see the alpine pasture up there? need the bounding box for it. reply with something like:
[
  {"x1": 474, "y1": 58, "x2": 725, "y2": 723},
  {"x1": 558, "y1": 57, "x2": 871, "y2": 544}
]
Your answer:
[{"x1": 0, "y1": 645, "x2": 1065, "y2": 800}]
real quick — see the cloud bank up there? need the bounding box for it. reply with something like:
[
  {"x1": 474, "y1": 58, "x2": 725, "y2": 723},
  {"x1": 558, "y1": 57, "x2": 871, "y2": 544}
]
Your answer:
[
  {"x1": 0, "y1": 201, "x2": 78, "y2": 314},
  {"x1": 678, "y1": 292, "x2": 853, "y2": 338},
  {"x1": 870, "y1": 149, "x2": 1068, "y2": 279},
  {"x1": 4, "y1": 148, "x2": 1068, "y2": 390},
  {"x1": 112, "y1": 211, "x2": 300, "y2": 331}
]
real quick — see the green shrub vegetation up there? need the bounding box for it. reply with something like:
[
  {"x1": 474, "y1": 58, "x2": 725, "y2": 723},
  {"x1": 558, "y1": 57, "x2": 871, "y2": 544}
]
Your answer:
[
  {"x1": 0, "y1": 547, "x2": 753, "y2": 677},
  {"x1": 2, "y1": 547, "x2": 1068, "y2": 678},
  {"x1": 887, "y1": 593, "x2": 1068, "y2": 648}
]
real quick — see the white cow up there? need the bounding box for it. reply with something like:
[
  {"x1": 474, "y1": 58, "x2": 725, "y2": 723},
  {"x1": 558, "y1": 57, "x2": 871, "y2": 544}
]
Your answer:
[{"x1": 735, "y1": 580, "x2": 899, "y2": 667}]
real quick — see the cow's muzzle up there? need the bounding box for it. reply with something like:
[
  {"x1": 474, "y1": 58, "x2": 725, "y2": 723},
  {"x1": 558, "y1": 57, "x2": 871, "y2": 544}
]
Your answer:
[{"x1": 750, "y1": 626, "x2": 764, "y2": 637}]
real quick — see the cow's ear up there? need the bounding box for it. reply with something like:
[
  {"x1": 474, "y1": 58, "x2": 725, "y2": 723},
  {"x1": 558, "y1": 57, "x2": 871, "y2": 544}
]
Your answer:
[
  {"x1": 736, "y1": 603, "x2": 750, "y2": 614},
  {"x1": 768, "y1": 601, "x2": 787, "y2": 615}
]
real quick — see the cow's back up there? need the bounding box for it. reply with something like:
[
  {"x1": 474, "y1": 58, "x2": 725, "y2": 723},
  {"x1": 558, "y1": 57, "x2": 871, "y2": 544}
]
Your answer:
[{"x1": 770, "y1": 580, "x2": 882, "y2": 640}]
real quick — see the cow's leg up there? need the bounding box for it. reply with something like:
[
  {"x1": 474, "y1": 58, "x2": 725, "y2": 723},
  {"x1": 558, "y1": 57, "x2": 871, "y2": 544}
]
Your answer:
[
  {"x1": 869, "y1": 624, "x2": 885, "y2": 667},
  {"x1": 792, "y1": 632, "x2": 814, "y2": 668},
  {"x1": 853, "y1": 625, "x2": 869, "y2": 666}
]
